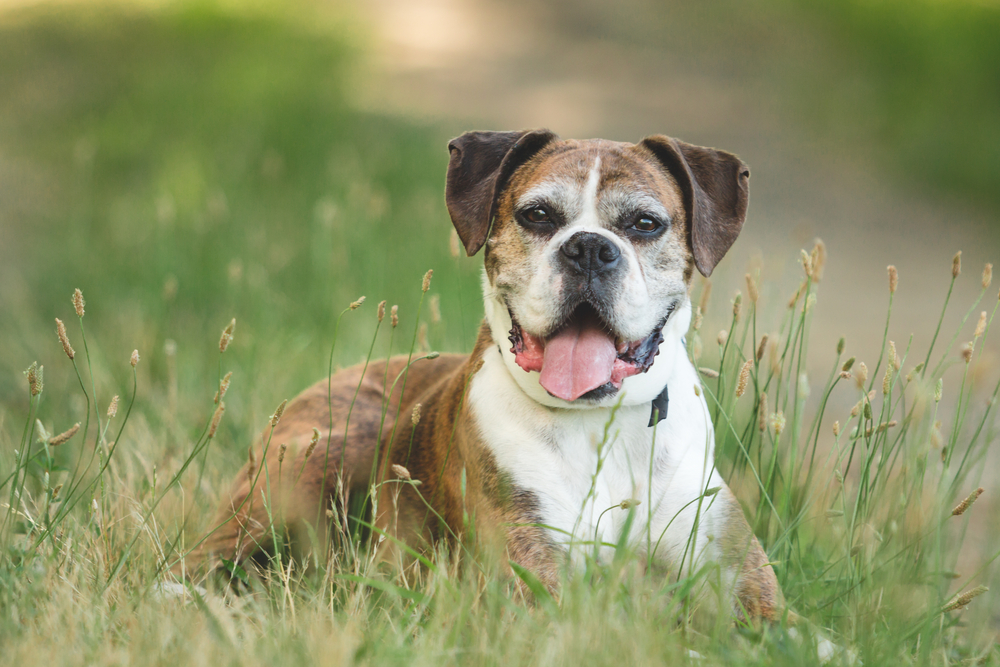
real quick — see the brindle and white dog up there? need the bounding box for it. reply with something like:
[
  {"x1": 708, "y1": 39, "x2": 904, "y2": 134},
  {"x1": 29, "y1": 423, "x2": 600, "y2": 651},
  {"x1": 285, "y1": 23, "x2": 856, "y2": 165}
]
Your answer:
[{"x1": 190, "y1": 129, "x2": 782, "y2": 622}]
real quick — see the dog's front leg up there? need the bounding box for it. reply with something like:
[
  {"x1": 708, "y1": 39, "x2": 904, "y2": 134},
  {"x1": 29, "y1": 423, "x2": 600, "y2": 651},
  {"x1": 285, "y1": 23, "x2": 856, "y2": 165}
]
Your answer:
[{"x1": 709, "y1": 488, "x2": 783, "y2": 624}]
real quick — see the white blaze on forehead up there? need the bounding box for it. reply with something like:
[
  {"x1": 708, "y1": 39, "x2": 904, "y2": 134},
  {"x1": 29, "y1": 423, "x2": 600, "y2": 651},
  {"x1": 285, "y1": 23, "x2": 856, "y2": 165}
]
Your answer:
[{"x1": 578, "y1": 155, "x2": 601, "y2": 228}]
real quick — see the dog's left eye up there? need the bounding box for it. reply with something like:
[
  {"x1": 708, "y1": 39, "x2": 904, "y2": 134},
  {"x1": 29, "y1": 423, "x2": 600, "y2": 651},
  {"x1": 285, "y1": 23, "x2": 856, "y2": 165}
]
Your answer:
[{"x1": 630, "y1": 216, "x2": 661, "y2": 234}]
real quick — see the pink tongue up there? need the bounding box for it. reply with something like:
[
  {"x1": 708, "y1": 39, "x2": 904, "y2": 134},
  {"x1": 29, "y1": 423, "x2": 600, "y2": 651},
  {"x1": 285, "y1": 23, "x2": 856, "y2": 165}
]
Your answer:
[{"x1": 539, "y1": 316, "x2": 617, "y2": 401}]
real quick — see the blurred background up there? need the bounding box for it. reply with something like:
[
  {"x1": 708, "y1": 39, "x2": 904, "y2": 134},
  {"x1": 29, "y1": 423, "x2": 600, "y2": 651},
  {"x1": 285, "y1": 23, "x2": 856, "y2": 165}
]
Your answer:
[{"x1": 1, "y1": 0, "x2": 998, "y2": 515}]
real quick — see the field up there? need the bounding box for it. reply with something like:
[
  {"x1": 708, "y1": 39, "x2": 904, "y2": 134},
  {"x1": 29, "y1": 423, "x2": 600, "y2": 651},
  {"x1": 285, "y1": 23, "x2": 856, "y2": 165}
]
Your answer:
[{"x1": 1, "y1": 1, "x2": 998, "y2": 664}]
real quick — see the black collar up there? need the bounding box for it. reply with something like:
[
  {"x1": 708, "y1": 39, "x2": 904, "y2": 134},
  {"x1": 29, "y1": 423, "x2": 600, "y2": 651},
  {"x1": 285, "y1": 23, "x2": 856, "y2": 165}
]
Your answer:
[{"x1": 648, "y1": 383, "x2": 669, "y2": 427}]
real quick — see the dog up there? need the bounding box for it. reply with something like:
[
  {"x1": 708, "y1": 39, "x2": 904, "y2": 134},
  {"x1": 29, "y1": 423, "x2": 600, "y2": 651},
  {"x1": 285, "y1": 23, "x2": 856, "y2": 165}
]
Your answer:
[{"x1": 188, "y1": 129, "x2": 782, "y2": 623}]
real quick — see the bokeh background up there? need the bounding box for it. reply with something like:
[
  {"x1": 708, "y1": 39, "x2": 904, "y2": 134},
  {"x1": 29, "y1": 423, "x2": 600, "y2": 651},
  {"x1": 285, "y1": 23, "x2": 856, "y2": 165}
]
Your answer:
[{"x1": 1, "y1": 0, "x2": 999, "y2": 548}]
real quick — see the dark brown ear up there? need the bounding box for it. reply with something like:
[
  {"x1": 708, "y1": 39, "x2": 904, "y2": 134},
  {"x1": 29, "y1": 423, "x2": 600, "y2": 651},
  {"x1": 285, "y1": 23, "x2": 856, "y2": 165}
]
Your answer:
[
  {"x1": 639, "y1": 136, "x2": 750, "y2": 277},
  {"x1": 446, "y1": 129, "x2": 558, "y2": 256}
]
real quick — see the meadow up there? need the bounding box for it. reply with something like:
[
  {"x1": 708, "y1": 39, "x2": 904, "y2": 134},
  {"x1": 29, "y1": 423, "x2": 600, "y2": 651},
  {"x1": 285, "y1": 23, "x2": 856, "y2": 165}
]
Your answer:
[{"x1": 1, "y1": 2, "x2": 998, "y2": 664}]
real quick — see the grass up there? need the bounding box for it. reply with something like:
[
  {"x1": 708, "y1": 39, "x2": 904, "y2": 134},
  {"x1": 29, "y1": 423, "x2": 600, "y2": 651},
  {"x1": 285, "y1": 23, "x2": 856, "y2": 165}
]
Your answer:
[{"x1": 1, "y1": 1, "x2": 999, "y2": 665}]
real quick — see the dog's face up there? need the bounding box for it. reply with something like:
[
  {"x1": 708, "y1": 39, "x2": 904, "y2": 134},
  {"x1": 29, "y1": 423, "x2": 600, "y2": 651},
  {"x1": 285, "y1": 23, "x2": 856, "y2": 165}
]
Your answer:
[{"x1": 446, "y1": 130, "x2": 749, "y2": 408}]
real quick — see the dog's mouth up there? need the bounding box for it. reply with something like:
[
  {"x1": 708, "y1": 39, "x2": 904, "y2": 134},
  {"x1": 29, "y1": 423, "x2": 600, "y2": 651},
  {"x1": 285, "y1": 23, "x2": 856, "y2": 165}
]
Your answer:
[{"x1": 508, "y1": 303, "x2": 671, "y2": 402}]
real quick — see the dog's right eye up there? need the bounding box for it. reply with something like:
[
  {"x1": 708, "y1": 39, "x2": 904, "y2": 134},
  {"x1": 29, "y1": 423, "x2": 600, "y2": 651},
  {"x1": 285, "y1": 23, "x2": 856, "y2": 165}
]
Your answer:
[
  {"x1": 517, "y1": 206, "x2": 557, "y2": 232},
  {"x1": 524, "y1": 207, "x2": 551, "y2": 224}
]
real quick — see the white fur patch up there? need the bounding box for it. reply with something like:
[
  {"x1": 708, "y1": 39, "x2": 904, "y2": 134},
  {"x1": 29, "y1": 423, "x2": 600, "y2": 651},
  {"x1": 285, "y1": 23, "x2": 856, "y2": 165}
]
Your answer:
[{"x1": 469, "y1": 324, "x2": 727, "y2": 571}]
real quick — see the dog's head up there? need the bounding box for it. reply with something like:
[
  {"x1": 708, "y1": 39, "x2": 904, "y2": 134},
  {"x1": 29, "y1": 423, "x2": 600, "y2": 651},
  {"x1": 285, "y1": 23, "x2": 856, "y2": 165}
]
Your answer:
[{"x1": 446, "y1": 130, "x2": 749, "y2": 408}]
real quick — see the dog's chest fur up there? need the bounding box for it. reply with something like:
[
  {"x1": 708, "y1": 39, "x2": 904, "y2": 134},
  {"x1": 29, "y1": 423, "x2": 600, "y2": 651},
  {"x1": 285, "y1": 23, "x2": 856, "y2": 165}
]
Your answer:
[{"x1": 469, "y1": 328, "x2": 726, "y2": 567}]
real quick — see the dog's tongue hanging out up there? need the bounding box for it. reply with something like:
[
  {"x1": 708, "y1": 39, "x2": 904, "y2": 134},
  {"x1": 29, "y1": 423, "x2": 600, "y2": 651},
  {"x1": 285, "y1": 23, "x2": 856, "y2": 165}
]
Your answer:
[
  {"x1": 511, "y1": 308, "x2": 653, "y2": 401},
  {"x1": 538, "y1": 316, "x2": 617, "y2": 401}
]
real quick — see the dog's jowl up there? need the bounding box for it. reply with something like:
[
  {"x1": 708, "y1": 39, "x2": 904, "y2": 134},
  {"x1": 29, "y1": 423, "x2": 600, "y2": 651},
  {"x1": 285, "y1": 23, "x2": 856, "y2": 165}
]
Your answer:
[{"x1": 189, "y1": 130, "x2": 781, "y2": 622}]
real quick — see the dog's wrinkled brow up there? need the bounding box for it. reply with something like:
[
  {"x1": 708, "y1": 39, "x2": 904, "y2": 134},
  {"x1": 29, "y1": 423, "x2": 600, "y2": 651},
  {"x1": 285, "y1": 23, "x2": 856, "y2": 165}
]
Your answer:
[
  {"x1": 597, "y1": 188, "x2": 671, "y2": 223},
  {"x1": 515, "y1": 179, "x2": 583, "y2": 216}
]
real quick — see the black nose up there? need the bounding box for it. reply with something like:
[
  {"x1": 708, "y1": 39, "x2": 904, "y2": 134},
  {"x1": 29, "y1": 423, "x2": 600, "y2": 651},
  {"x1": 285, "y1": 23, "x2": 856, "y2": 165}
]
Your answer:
[{"x1": 560, "y1": 231, "x2": 621, "y2": 275}]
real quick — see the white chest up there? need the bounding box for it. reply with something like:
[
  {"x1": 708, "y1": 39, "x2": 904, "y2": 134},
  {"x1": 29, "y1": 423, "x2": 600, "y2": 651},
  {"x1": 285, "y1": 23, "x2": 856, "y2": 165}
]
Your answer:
[{"x1": 468, "y1": 345, "x2": 726, "y2": 567}]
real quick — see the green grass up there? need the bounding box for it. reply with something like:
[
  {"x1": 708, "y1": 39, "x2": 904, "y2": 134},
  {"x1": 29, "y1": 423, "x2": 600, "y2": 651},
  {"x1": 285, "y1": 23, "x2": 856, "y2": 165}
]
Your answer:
[{"x1": 1, "y1": 2, "x2": 999, "y2": 665}]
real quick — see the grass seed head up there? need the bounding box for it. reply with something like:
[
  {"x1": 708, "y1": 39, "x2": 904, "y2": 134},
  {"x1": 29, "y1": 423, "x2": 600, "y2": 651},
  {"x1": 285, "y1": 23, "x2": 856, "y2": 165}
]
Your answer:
[
  {"x1": 304, "y1": 428, "x2": 320, "y2": 460},
  {"x1": 745, "y1": 273, "x2": 759, "y2": 304},
  {"x1": 392, "y1": 464, "x2": 411, "y2": 481},
  {"x1": 693, "y1": 306, "x2": 703, "y2": 331},
  {"x1": 208, "y1": 402, "x2": 225, "y2": 439},
  {"x1": 888, "y1": 265, "x2": 898, "y2": 294},
  {"x1": 906, "y1": 362, "x2": 925, "y2": 382},
  {"x1": 270, "y1": 399, "x2": 288, "y2": 427},
  {"x1": 942, "y1": 585, "x2": 988, "y2": 613},
  {"x1": 788, "y1": 280, "x2": 805, "y2": 309},
  {"x1": 952, "y1": 251, "x2": 962, "y2": 278},
  {"x1": 889, "y1": 340, "x2": 900, "y2": 370},
  {"x1": 55, "y1": 318, "x2": 75, "y2": 359},
  {"x1": 391, "y1": 305, "x2": 399, "y2": 328},
  {"x1": 983, "y1": 263, "x2": 993, "y2": 289},
  {"x1": 837, "y1": 336, "x2": 845, "y2": 355},
  {"x1": 800, "y1": 249, "x2": 813, "y2": 278},
  {"x1": 839, "y1": 370, "x2": 852, "y2": 380},
  {"x1": 107, "y1": 395, "x2": 119, "y2": 418},
  {"x1": 130, "y1": 349, "x2": 140, "y2": 367},
  {"x1": 48, "y1": 422, "x2": 80, "y2": 446},
  {"x1": 770, "y1": 411, "x2": 786, "y2": 437},
  {"x1": 619, "y1": 499, "x2": 641, "y2": 510},
  {"x1": 411, "y1": 403, "x2": 422, "y2": 427},
  {"x1": 278, "y1": 443, "x2": 287, "y2": 464},
  {"x1": 717, "y1": 329, "x2": 727, "y2": 347},
  {"x1": 214, "y1": 371, "x2": 233, "y2": 404},
  {"x1": 975, "y1": 311, "x2": 987, "y2": 338},
  {"x1": 449, "y1": 229, "x2": 461, "y2": 258},
  {"x1": 429, "y1": 294, "x2": 441, "y2": 323},
  {"x1": 842, "y1": 356, "x2": 856, "y2": 372},
  {"x1": 736, "y1": 360, "x2": 752, "y2": 397},
  {"x1": 35, "y1": 419, "x2": 49, "y2": 443},
  {"x1": 756, "y1": 334, "x2": 768, "y2": 362},
  {"x1": 698, "y1": 367, "x2": 720, "y2": 379},
  {"x1": 961, "y1": 342, "x2": 974, "y2": 364},
  {"x1": 350, "y1": 296, "x2": 366, "y2": 310},
  {"x1": 863, "y1": 401, "x2": 872, "y2": 421},
  {"x1": 691, "y1": 332, "x2": 703, "y2": 360},
  {"x1": 732, "y1": 291, "x2": 742, "y2": 321},
  {"x1": 935, "y1": 378, "x2": 943, "y2": 402},
  {"x1": 832, "y1": 420, "x2": 840, "y2": 436},
  {"x1": 698, "y1": 280, "x2": 712, "y2": 315},
  {"x1": 247, "y1": 446, "x2": 256, "y2": 483},
  {"x1": 856, "y1": 361, "x2": 868, "y2": 388},
  {"x1": 883, "y1": 362, "x2": 893, "y2": 395},
  {"x1": 952, "y1": 487, "x2": 984, "y2": 516},
  {"x1": 377, "y1": 300, "x2": 386, "y2": 323},
  {"x1": 73, "y1": 288, "x2": 85, "y2": 318},
  {"x1": 25, "y1": 361, "x2": 43, "y2": 396},
  {"x1": 219, "y1": 318, "x2": 235, "y2": 353},
  {"x1": 811, "y1": 239, "x2": 826, "y2": 281},
  {"x1": 422, "y1": 269, "x2": 433, "y2": 293}
]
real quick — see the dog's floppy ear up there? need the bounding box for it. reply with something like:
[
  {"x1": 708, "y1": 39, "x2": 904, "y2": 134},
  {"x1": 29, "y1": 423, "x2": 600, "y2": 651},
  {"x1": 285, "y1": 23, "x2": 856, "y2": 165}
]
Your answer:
[
  {"x1": 446, "y1": 129, "x2": 558, "y2": 256},
  {"x1": 639, "y1": 136, "x2": 750, "y2": 277}
]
